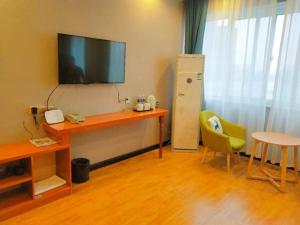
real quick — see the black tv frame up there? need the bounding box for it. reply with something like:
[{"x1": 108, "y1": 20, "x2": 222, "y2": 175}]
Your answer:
[{"x1": 57, "y1": 33, "x2": 126, "y2": 84}]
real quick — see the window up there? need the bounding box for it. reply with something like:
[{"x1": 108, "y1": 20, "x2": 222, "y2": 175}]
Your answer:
[
  {"x1": 207, "y1": 8, "x2": 286, "y2": 104},
  {"x1": 267, "y1": 14, "x2": 285, "y2": 103}
]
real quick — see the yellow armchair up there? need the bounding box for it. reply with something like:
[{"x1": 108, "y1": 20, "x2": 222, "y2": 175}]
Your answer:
[{"x1": 200, "y1": 110, "x2": 246, "y2": 172}]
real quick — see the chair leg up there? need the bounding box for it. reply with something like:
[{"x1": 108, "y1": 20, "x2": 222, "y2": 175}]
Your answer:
[
  {"x1": 227, "y1": 152, "x2": 231, "y2": 173},
  {"x1": 213, "y1": 151, "x2": 217, "y2": 159},
  {"x1": 202, "y1": 146, "x2": 208, "y2": 163}
]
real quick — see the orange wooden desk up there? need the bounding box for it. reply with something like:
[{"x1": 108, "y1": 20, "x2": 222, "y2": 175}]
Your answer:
[{"x1": 43, "y1": 108, "x2": 168, "y2": 158}]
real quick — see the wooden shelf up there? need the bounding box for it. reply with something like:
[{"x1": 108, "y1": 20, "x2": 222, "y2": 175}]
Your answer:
[
  {"x1": 34, "y1": 183, "x2": 71, "y2": 199},
  {"x1": 0, "y1": 173, "x2": 32, "y2": 190},
  {"x1": 0, "y1": 141, "x2": 71, "y2": 221},
  {"x1": 0, "y1": 188, "x2": 32, "y2": 211},
  {"x1": 0, "y1": 142, "x2": 70, "y2": 164},
  {"x1": 0, "y1": 184, "x2": 71, "y2": 221}
]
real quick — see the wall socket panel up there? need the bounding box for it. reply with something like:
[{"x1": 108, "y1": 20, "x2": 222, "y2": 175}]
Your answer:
[
  {"x1": 125, "y1": 98, "x2": 130, "y2": 104},
  {"x1": 29, "y1": 106, "x2": 55, "y2": 115}
]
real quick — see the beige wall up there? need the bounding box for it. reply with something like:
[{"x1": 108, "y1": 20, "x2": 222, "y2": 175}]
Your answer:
[{"x1": 0, "y1": 0, "x2": 183, "y2": 165}]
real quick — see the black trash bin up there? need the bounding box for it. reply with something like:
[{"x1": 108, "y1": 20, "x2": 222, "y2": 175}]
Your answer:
[{"x1": 72, "y1": 158, "x2": 90, "y2": 183}]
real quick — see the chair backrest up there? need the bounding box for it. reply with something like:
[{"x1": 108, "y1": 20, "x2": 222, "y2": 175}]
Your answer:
[
  {"x1": 200, "y1": 111, "x2": 218, "y2": 129},
  {"x1": 200, "y1": 110, "x2": 219, "y2": 144},
  {"x1": 200, "y1": 110, "x2": 231, "y2": 153}
]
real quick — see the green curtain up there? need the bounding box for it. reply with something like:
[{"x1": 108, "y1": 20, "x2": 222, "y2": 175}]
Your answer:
[{"x1": 184, "y1": 0, "x2": 208, "y2": 54}]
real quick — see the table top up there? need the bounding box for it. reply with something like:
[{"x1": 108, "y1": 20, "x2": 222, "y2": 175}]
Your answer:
[
  {"x1": 0, "y1": 141, "x2": 70, "y2": 163},
  {"x1": 44, "y1": 108, "x2": 168, "y2": 135},
  {"x1": 252, "y1": 131, "x2": 300, "y2": 147}
]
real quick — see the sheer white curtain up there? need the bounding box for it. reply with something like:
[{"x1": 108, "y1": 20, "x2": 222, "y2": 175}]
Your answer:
[
  {"x1": 203, "y1": 0, "x2": 277, "y2": 156},
  {"x1": 203, "y1": 0, "x2": 300, "y2": 167},
  {"x1": 267, "y1": 0, "x2": 300, "y2": 167}
]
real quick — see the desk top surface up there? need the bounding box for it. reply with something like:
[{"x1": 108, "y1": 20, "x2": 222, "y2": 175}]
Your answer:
[
  {"x1": 252, "y1": 131, "x2": 300, "y2": 147},
  {"x1": 44, "y1": 108, "x2": 168, "y2": 135}
]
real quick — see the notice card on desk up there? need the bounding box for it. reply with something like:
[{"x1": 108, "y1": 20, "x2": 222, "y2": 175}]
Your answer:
[{"x1": 30, "y1": 137, "x2": 57, "y2": 147}]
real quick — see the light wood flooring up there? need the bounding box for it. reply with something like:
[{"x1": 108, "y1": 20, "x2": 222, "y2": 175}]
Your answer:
[{"x1": 3, "y1": 146, "x2": 300, "y2": 225}]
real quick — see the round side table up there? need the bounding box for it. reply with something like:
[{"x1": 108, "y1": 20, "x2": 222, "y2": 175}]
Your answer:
[{"x1": 247, "y1": 131, "x2": 300, "y2": 192}]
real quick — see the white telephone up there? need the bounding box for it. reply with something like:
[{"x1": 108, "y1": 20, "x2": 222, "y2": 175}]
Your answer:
[
  {"x1": 45, "y1": 109, "x2": 85, "y2": 124},
  {"x1": 65, "y1": 113, "x2": 85, "y2": 124}
]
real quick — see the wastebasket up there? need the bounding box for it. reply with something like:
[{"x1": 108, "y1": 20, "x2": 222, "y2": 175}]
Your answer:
[{"x1": 72, "y1": 158, "x2": 90, "y2": 183}]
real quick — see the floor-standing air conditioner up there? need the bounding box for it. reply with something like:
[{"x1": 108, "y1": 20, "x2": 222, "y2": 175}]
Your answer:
[{"x1": 172, "y1": 54, "x2": 204, "y2": 151}]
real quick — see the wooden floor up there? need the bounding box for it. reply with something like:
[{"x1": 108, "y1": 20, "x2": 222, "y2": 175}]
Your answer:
[{"x1": 4, "y1": 146, "x2": 300, "y2": 225}]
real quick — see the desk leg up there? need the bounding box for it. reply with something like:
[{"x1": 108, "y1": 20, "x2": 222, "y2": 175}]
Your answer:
[
  {"x1": 159, "y1": 116, "x2": 164, "y2": 158},
  {"x1": 280, "y1": 146, "x2": 287, "y2": 192},
  {"x1": 60, "y1": 134, "x2": 70, "y2": 145}
]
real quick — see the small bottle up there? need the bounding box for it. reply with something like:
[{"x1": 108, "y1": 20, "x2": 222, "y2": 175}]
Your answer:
[{"x1": 135, "y1": 96, "x2": 144, "y2": 111}]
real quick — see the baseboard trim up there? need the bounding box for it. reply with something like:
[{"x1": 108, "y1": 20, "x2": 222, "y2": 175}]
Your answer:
[
  {"x1": 172, "y1": 148, "x2": 199, "y2": 153},
  {"x1": 240, "y1": 151, "x2": 295, "y2": 170},
  {"x1": 89, "y1": 141, "x2": 170, "y2": 171},
  {"x1": 90, "y1": 144, "x2": 296, "y2": 171}
]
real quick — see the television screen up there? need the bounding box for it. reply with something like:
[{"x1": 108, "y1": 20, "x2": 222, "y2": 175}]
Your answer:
[{"x1": 58, "y1": 33, "x2": 126, "y2": 84}]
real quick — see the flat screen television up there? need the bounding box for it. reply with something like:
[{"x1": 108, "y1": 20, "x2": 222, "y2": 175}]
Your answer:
[{"x1": 58, "y1": 33, "x2": 126, "y2": 84}]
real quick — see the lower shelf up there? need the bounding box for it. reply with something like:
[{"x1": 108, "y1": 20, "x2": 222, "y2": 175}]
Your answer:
[
  {"x1": 0, "y1": 187, "x2": 32, "y2": 210},
  {"x1": 34, "y1": 175, "x2": 66, "y2": 196},
  {"x1": 0, "y1": 184, "x2": 71, "y2": 221},
  {"x1": 0, "y1": 173, "x2": 32, "y2": 190},
  {"x1": 33, "y1": 183, "x2": 70, "y2": 199}
]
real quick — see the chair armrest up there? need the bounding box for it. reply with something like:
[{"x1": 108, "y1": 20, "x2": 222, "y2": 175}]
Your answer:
[
  {"x1": 219, "y1": 118, "x2": 246, "y2": 139},
  {"x1": 201, "y1": 126, "x2": 232, "y2": 153}
]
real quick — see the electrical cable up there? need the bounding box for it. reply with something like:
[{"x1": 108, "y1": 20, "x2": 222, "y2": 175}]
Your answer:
[
  {"x1": 33, "y1": 114, "x2": 39, "y2": 129},
  {"x1": 46, "y1": 84, "x2": 60, "y2": 110},
  {"x1": 22, "y1": 121, "x2": 34, "y2": 140},
  {"x1": 114, "y1": 84, "x2": 121, "y2": 102},
  {"x1": 114, "y1": 84, "x2": 127, "y2": 103}
]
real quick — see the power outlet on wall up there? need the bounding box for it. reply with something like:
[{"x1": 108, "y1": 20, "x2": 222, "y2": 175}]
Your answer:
[
  {"x1": 29, "y1": 106, "x2": 55, "y2": 115},
  {"x1": 125, "y1": 98, "x2": 130, "y2": 104}
]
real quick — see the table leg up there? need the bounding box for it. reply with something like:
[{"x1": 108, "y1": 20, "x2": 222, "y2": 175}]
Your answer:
[
  {"x1": 159, "y1": 116, "x2": 164, "y2": 158},
  {"x1": 280, "y1": 146, "x2": 288, "y2": 192},
  {"x1": 247, "y1": 140, "x2": 259, "y2": 178},
  {"x1": 260, "y1": 143, "x2": 268, "y2": 170},
  {"x1": 294, "y1": 146, "x2": 298, "y2": 183}
]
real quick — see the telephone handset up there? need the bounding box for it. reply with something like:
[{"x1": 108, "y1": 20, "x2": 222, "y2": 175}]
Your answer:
[{"x1": 65, "y1": 113, "x2": 85, "y2": 124}]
